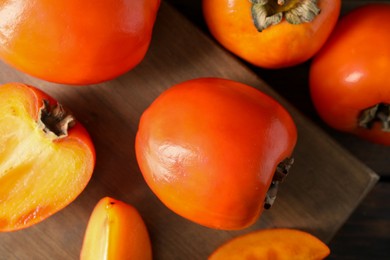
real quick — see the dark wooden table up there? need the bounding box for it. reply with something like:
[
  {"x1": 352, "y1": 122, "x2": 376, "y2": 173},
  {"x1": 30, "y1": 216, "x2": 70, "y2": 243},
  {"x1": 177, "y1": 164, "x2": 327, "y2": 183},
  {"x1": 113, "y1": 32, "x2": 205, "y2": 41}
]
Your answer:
[
  {"x1": 0, "y1": 1, "x2": 387, "y2": 259},
  {"x1": 166, "y1": 0, "x2": 390, "y2": 259}
]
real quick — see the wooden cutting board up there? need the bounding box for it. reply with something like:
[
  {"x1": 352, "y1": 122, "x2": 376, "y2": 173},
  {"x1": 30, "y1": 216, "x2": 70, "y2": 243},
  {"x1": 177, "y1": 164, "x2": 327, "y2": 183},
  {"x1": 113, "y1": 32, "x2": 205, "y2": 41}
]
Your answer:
[{"x1": 0, "y1": 2, "x2": 379, "y2": 259}]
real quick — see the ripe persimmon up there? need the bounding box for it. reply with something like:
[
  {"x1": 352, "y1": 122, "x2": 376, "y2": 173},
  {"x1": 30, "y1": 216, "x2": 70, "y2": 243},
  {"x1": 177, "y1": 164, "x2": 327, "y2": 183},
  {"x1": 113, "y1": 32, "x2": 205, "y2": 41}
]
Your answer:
[
  {"x1": 135, "y1": 78, "x2": 297, "y2": 230},
  {"x1": 203, "y1": 0, "x2": 340, "y2": 68},
  {"x1": 209, "y1": 228, "x2": 330, "y2": 259},
  {"x1": 0, "y1": 83, "x2": 95, "y2": 231},
  {"x1": 309, "y1": 4, "x2": 390, "y2": 145},
  {"x1": 80, "y1": 197, "x2": 152, "y2": 260},
  {"x1": 0, "y1": 0, "x2": 161, "y2": 85}
]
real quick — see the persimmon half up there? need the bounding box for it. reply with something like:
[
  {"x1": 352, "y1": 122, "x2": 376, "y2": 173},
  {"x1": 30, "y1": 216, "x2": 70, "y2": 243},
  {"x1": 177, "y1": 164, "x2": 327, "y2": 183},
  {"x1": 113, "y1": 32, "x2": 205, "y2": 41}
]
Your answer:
[
  {"x1": 135, "y1": 78, "x2": 297, "y2": 230},
  {"x1": 209, "y1": 228, "x2": 330, "y2": 259},
  {"x1": 80, "y1": 197, "x2": 152, "y2": 260},
  {"x1": 0, "y1": 83, "x2": 95, "y2": 231}
]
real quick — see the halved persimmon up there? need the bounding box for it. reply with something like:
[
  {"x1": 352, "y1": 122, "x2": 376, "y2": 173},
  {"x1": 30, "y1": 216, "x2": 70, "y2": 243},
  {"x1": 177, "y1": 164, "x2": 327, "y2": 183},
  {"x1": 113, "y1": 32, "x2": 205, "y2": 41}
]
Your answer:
[
  {"x1": 80, "y1": 197, "x2": 152, "y2": 260},
  {"x1": 209, "y1": 228, "x2": 330, "y2": 260},
  {"x1": 0, "y1": 82, "x2": 95, "y2": 231}
]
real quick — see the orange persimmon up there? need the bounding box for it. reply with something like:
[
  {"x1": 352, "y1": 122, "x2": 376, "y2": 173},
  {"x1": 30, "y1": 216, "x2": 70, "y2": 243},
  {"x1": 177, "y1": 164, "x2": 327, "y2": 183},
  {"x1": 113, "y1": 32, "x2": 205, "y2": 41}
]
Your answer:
[
  {"x1": 209, "y1": 228, "x2": 330, "y2": 260},
  {"x1": 136, "y1": 78, "x2": 297, "y2": 230},
  {"x1": 0, "y1": 82, "x2": 95, "y2": 231},
  {"x1": 80, "y1": 197, "x2": 152, "y2": 260},
  {"x1": 309, "y1": 4, "x2": 390, "y2": 145},
  {"x1": 203, "y1": 0, "x2": 340, "y2": 68},
  {"x1": 0, "y1": 0, "x2": 161, "y2": 85}
]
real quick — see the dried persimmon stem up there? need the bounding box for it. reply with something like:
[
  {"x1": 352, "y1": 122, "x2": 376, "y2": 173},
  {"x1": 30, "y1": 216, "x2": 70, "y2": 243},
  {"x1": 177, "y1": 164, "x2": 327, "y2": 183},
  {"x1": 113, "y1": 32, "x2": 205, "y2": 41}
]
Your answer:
[
  {"x1": 358, "y1": 103, "x2": 390, "y2": 132},
  {"x1": 250, "y1": 0, "x2": 320, "y2": 31},
  {"x1": 264, "y1": 157, "x2": 294, "y2": 209},
  {"x1": 39, "y1": 99, "x2": 76, "y2": 137}
]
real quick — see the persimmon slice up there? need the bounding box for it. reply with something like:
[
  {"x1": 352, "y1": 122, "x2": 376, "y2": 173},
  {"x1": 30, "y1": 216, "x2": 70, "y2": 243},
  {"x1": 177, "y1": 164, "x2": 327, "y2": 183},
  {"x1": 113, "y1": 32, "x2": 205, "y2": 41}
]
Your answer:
[
  {"x1": 209, "y1": 228, "x2": 330, "y2": 260},
  {"x1": 80, "y1": 197, "x2": 152, "y2": 260},
  {"x1": 0, "y1": 83, "x2": 95, "y2": 231}
]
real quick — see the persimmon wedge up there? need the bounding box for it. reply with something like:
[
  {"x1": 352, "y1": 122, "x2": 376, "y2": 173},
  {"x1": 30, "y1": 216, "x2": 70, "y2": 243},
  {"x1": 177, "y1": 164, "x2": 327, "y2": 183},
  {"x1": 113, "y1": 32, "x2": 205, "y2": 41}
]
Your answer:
[
  {"x1": 209, "y1": 228, "x2": 330, "y2": 260},
  {"x1": 80, "y1": 197, "x2": 152, "y2": 260},
  {"x1": 0, "y1": 82, "x2": 95, "y2": 231}
]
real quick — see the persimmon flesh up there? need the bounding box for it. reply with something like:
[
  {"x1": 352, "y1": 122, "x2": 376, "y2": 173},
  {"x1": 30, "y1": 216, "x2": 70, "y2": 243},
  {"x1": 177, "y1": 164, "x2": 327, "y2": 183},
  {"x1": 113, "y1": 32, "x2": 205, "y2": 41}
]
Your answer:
[
  {"x1": 0, "y1": 83, "x2": 95, "y2": 231},
  {"x1": 209, "y1": 228, "x2": 330, "y2": 260},
  {"x1": 80, "y1": 197, "x2": 152, "y2": 260}
]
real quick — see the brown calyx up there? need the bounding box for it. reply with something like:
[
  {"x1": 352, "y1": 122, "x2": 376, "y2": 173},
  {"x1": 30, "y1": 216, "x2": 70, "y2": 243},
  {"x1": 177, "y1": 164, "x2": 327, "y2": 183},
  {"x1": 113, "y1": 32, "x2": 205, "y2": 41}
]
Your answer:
[
  {"x1": 358, "y1": 103, "x2": 390, "y2": 132},
  {"x1": 39, "y1": 99, "x2": 76, "y2": 138},
  {"x1": 249, "y1": 0, "x2": 321, "y2": 31},
  {"x1": 264, "y1": 157, "x2": 294, "y2": 209}
]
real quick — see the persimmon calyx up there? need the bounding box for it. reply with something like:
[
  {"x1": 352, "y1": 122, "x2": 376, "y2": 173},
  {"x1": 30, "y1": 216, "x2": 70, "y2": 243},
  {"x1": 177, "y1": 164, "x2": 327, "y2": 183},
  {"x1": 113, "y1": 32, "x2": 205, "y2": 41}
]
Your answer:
[
  {"x1": 358, "y1": 103, "x2": 390, "y2": 132},
  {"x1": 39, "y1": 99, "x2": 76, "y2": 138},
  {"x1": 250, "y1": 0, "x2": 320, "y2": 31},
  {"x1": 264, "y1": 157, "x2": 294, "y2": 209}
]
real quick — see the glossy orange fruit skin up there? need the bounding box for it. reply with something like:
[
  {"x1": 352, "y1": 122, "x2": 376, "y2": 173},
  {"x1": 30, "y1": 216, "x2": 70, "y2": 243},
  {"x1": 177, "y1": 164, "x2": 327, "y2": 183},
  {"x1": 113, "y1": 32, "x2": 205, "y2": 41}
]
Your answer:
[
  {"x1": 0, "y1": 0, "x2": 161, "y2": 85},
  {"x1": 309, "y1": 4, "x2": 390, "y2": 145},
  {"x1": 135, "y1": 78, "x2": 297, "y2": 230},
  {"x1": 80, "y1": 197, "x2": 152, "y2": 260},
  {"x1": 203, "y1": 0, "x2": 341, "y2": 69},
  {"x1": 0, "y1": 82, "x2": 95, "y2": 231}
]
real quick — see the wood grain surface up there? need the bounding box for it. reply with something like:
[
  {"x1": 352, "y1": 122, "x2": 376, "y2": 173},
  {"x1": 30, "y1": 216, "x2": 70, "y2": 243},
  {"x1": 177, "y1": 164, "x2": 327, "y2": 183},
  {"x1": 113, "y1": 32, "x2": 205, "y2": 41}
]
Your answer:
[{"x1": 0, "y1": 2, "x2": 380, "y2": 259}]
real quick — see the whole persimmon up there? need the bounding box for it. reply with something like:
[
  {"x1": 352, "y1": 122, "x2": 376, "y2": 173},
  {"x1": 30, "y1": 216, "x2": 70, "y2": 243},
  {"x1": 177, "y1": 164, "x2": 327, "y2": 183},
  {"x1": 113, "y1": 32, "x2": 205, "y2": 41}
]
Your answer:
[
  {"x1": 0, "y1": 83, "x2": 95, "y2": 231},
  {"x1": 203, "y1": 0, "x2": 341, "y2": 68},
  {"x1": 135, "y1": 78, "x2": 297, "y2": 230},
  {"x1": 80, "y1": 197, "x2": 152, "y2": 260},
  {"x1": 0, "y1": 0, "x2": 161, "y2": 85},
  {"x1": 310, "y1": 4, "x2": 390, "y2": 145}
]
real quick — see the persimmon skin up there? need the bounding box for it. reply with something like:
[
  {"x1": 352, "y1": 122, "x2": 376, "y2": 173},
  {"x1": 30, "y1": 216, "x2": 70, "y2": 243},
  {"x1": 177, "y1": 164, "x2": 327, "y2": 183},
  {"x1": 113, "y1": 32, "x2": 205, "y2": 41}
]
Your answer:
[
  {"x1": 0, "y1": 83, "x2": 95, "y2": 231},
  {"x1": 80, "y1": 197, "x2": 152, "y2": 260},
  {"x1": 135, "y1": 78, "x2": 297, "y2": 230},
  {"x1": 309, "y1": 4, "x2": 390, "y2": 145},
  {"x1": 203, "y1": 0, "x2": 341, "y2": 69},
  {"x1": 0, "y1": 0, "x2": 161, "y2": 85},
  {"x1": 209, "y1": 228, "x2": 330, "y2": 260}
]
